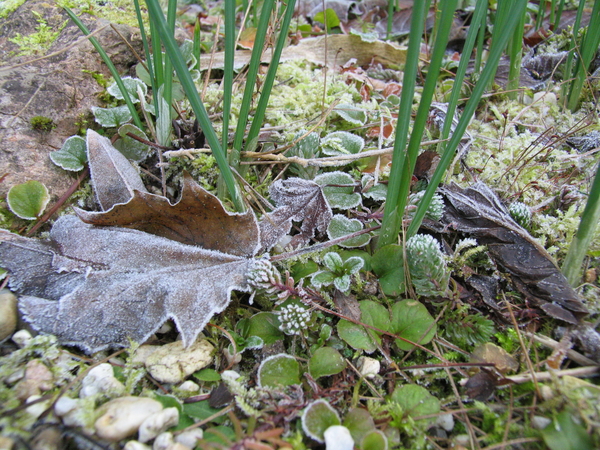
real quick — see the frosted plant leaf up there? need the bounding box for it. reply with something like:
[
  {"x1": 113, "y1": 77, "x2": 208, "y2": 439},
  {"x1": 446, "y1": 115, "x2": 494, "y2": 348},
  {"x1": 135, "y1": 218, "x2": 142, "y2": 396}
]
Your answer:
[
  {"x1": 320, "y1": 131, "x2": 365, "y2": 157},
  {"x1": 86, "y1": 129, "x2": 148, "y2": 211},
  {"x1": 106, "y1": 77, "x2": 147, "y2": 103},
  {"x1": 259, "y1": 178, "x2": 333, "y2": 251},
  {"x1": 0, "y1": 215, "x2": 257, "y2": 353},
  {"x1": 314, "y1": 171, "x2": 362, "y2": 210},
  {"x1": 91, "y1": 105, "x2": 132, "y2": 128}
]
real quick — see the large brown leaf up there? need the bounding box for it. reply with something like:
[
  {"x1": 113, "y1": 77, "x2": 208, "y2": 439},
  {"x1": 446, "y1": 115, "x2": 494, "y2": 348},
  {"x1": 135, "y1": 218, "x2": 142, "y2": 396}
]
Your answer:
[
  {"x1": 77, "y1": 172, "x2": 260, "y2": 257},
  {"x1": 1, "y1": 215, "x2": 259, "y2": 353},
  {"x1": 440, "y1": 182, "x2": 588, "y2": 324}
]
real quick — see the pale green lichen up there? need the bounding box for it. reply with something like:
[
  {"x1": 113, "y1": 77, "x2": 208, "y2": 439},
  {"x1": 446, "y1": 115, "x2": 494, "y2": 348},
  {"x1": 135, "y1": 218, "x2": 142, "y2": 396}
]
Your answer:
[{"x1": 57, "y1": 0, "x2": 145, "y2": 28}]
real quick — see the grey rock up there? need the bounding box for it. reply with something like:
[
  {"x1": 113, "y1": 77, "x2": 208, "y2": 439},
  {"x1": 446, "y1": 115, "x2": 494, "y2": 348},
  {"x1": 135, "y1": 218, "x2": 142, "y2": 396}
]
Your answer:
[{"x1": 0, "y1": 0, "x2": 143, "y2": 202}]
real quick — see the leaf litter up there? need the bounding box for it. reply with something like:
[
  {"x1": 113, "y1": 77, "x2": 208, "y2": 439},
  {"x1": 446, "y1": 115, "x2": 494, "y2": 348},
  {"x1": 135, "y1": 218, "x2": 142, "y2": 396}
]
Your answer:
[
  {"x1": 0, "y1": 130, "x2": 336, "y2": 353},
  {"x1": 2, "y1": 4, "x2": 600, "y2": 449}
]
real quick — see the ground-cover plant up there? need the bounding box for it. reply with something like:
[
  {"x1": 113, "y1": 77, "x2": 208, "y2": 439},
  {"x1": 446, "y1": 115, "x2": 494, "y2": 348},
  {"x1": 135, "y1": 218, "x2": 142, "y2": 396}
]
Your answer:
[{"x1": 2, "y1": 1, "x2": 600, "y2": 449}]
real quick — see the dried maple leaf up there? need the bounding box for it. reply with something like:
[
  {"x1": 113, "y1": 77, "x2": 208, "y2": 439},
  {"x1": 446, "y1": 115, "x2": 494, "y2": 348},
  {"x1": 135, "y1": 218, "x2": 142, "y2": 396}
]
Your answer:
[
  {"x1": 0, "y1": 215, "x2": 264, "y2": 353},
  {"x1": 440, "y1": 182, "x2": 588, "y2": 324},
  {"x1": 259, "y1": 178, "x2": 333, "y2": 251}
]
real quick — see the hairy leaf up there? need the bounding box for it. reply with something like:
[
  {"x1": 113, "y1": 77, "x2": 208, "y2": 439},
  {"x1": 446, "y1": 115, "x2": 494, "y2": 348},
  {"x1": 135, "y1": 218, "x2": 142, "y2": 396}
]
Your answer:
[{"x1": 87, "y1": 129, "x2": 148, "y2": 210}]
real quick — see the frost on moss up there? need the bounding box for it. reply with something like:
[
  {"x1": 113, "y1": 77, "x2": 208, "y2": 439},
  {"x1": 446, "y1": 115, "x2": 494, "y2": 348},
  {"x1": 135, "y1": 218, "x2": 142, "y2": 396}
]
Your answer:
[{"x1": 463, "y1": 95, "x2": 600, "y2": 263}]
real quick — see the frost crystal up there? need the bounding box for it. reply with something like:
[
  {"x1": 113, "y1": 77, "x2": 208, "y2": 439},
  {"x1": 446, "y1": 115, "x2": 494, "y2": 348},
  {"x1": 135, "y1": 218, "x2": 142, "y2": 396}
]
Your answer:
[{"x1": 278, "y1": 304, "x2": 312, "y2": 336}]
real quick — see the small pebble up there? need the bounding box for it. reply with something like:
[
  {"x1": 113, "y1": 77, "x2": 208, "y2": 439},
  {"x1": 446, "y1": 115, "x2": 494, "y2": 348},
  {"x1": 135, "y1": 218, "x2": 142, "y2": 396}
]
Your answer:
[
  {"x1": 356, "y1": 356, "x2": 380, "y2": 379},
  {"x1": 0, "y1": 289, "x2": 17, "y2": 342},
  {"x1": 80, "y1": 363, "x2": 125, "y2": 398},
  {"x1": 139, "y1": 407, "x2": 179, "y2": 443},
  {"x1": 532, "y1": 415, "x2": 552, "y2": 430},
  {"x1": 0, "y1": 435, "x2": 16, "y2": 450},
  {"x1": 95, "y1": 397, "x2": 163, "y2": 442},
  {"x1": 124, "y1": 441, "x2": 151, "y2": 450},
  {"x1": 178, "y1": 380, "x2": 200, "y2": 393},
  {"x1": 25, "y1": 395, "x2": 50, "y2": 420},
  {"x1": 324, "y1": 425, "x2": 354, "y2": 450},
  {"x1": 145, "y1": 340, "x2": 214, "y2": 384},
  {"x1": 175, "y1": 429, "x2": 203, "y2": 448},
  {"x1": 435, "y1": 413, "x2": 455, "y2": 432},
  {"x1": 12, "y1": 329, "x2": 32, "y2": 348}
]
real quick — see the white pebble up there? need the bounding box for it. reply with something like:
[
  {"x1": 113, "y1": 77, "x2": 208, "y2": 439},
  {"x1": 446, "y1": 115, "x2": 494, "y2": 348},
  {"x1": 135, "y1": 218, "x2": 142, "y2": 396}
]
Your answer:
[
  {"x1": 95, "y1": 397, "x2": 163, "y2": 442},
  {"x1": 25, "y1": 395, "x2": 49, "y2": 420},
  {"x1": 435, "y1": 413, "x2": 455, "y2": 432},
  {"x1": 175, "y1": 428, "x2": 203, "y2": 448},
  {"x1": 80, "y1": 363, "x2": 125, "y2": 398},
  {"x1": 145, "y1": 340, "x2": 214, "y2": 384},
  {"x1": 153, "y1": 432, "x2": 174, "y2": 450},
  {"x1": 124, "y1": 441, "x2": 152, "y2": 450},
  {"x1": 12, "y1": 329, "x2": 32, "y2": 348},
  {"x1": 356, "y1": 356, "x2": 380, "y2": 379},
  {"x1": 139, "y1": 407, "x2": 179, "y2": 443},
  {"x1": 532, "y1": 415, "x2": 552, "y2": 430},
  {"x1": 178, "y1": 381, "x2": 199, "y2": 393},
  {"x1": 0, "y1": 290, "x2": 17, "y2": 342},
  {"x1": 324, "y1": 425, "x2": 354, "y2": 450}
]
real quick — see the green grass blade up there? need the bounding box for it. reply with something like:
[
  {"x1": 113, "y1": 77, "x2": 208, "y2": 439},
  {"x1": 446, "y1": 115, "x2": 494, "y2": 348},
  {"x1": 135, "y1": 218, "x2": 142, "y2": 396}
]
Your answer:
[
  {"x1": 407, "y1": 0, "x2": 528, "y2": 238},
  {"x1": 245, "y1": 0, "x2": 297, "y2": 151},
  {"x1": 161, "y1": 0, "x2": 177, "y2": 114},
  {"x1": 63, "y1": 6, "x2": 144, "y2": 130},
  {"x1": 562, "y1": 162, "x2": 600, "y2": 285},
  {"x1": 145, "y1": 0, "x2": 244, "y2": 211},
  {"x1": 377, "y1": 0, "x2": 431, "y2": 249},
  {"x1": 506, "y1": 10, "x2": 525, "y2": 99},
  {"x1": 222, "y1": 0, "x2": 236, "y2": 153},
  {"x1": 230, "y1": 0, "x2": 276, "y2": 170},
  {"x1": 567, "y1": 0, "x2": 600, "y2": 111}
]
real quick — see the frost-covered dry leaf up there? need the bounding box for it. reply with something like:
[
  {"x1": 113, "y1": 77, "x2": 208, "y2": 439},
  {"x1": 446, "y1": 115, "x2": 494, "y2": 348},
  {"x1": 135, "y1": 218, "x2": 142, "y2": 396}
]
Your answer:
[
  {"x1": 0, "y1": 215, "x2": 260, "y2": 353},
  {"x1": 259, "y1": 178, "x2": 333, "y2": 250},
  {"x1": 441, "y1": 182, "x2": 588, "y2": 324},
  {"x1": 77, "y1": 173, "x2": 260, "y2": 257},
  {"x1": 87, "y1": 129, "x2": 148, "y2": 210}
]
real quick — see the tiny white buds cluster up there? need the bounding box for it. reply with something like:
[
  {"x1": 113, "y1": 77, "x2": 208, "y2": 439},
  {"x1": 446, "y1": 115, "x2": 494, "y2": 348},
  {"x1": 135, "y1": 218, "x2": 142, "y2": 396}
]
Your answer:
[
  {"x1": 247, "y1": 257, "x2": 281, "y2": 293},
  {"x1": 508, "y1": 201, "x2": 532, "y2": 229},
  {"x1": 278, "y1": 304, "x2": 312, "y2": 336}
]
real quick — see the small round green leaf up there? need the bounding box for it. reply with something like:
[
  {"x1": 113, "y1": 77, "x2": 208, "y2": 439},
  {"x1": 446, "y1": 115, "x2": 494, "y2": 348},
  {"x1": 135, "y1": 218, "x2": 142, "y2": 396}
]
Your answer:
[
  {"x1": 390, "y1": 300, "x2": 437, "y2": 351},
  {"x1": 257, "y1": 354, "x2": 300, "y2": 388},
  {"x1": 92, "y1": 105, "x2": 132, "y2": 128},
  {"x1": 361, "y1": 430, "x2": 388, "y2": 450},
  {"x1": 115, "y1": 124, "x2": 151, "y2": 161},
  {"x1": 371, "y1": 244, "x2": 406, "y2": 297},
  {"x1": 343, "y1": 408, "x2": 376, "y2": 444},
  {"x1": 321, "y1": 131, "x2": 365, "y2": 156},
  {"x1": 359, "y1": 300, "x2": 390, "y2": 333},
  {"x1": 315, "y1": 171, "x2": 361, "y2": 210},
  {"x1": 335, "y1": 104, "x2": 367, "y2": 126},
  {"x1": 301, "y1": 399, "x2": 341, "y2": 443},
  {"x1": 50, "y1": 136, "x2": 87, "y2": 171},
  {"x1": 107, "y1": 77, "x2": 146, "y2": 103},
  {"x1": 327, "y1": 215, "x2": 371, "y2": 248},
  {"x1": 241, "y1": 312, "x2": 283, "y2": 346},
  {"x1": 193, "y1": 368, "x2": 221, "y2": 382},
  {"x1": 337, "y1": 319, "x2": 377, "y2": 353},
  {"x1": 309, "y1": 346, "x2": 347, "y2": 379},
  {"x1": 7, "y1": 180, "x2": 50, "y2": 220},
  {"x1": 389, "y1": 384, "x2": 440, "y2": 425}
]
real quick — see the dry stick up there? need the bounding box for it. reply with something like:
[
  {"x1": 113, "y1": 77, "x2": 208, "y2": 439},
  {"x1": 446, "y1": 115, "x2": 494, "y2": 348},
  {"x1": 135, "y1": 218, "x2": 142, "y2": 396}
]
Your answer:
[
  {"x1": 504, "y1": 365, "x2": 600, "y2": 384},
  {"x1": 523, "y1": 331, "x2": 598, "y2": 367},
  {"x1": 433, "y1": 341, "x2": 481, "y2": 450},
  {"x1": 27, "y1": 168, "x2": 90, "y2": 236},
  {"x1": 243, "y1": 139, "x2": 442, "y2": 167}
]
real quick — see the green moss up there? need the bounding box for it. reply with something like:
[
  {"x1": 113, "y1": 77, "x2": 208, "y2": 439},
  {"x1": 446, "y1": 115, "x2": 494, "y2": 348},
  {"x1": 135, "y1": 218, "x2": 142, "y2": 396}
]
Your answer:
[
  {"x1": 57, "y1": 0, "x2": 146, "y2": 28},
  {"x1": 0, "y1": 0, "x2": 26, "y2": 19},
  {"x1": 82, "y1": 69, "x2": 109, "y2": 88},
  {"x1": 9, "y1": 11, "x2": 67, "y2": 56},
  {"x1": 30, "y1": 115, "x2": 56, "y2": 132}
]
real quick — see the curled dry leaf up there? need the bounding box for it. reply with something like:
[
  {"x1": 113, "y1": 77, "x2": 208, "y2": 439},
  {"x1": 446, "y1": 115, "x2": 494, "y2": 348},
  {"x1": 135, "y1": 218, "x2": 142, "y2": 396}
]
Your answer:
[
  {"x1": 440, "y1": 182, "x2": 588, "y2": 324},
  {"x1": 259, "y1": 178, "x2": 333, "y2": 251}
]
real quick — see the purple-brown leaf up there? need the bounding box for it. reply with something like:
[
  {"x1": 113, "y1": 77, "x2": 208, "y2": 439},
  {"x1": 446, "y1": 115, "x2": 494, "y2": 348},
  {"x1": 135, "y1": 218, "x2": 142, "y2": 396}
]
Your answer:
[{"x1": 259, "y1": 178, "x2": 333, "y2": 251}]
